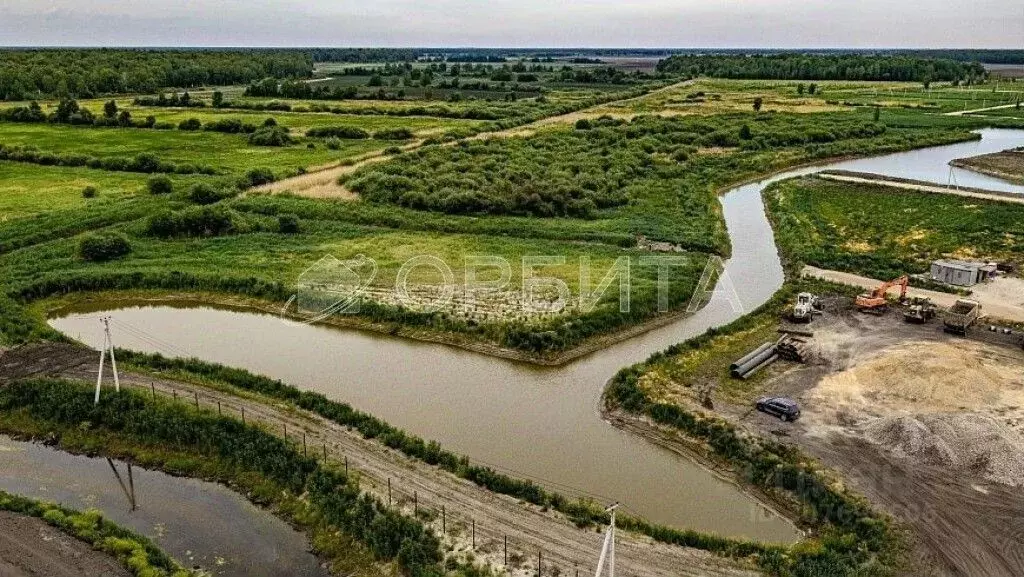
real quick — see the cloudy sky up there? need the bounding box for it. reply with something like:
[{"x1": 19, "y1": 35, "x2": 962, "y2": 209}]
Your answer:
[{"x1": 2, "y1": 0, "x2": 1021, "y2": 47}]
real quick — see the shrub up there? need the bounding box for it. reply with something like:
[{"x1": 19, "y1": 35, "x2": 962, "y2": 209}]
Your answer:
[
  {"x1": 324, "y1": 138, "x2": 341, "y2": 150},
  {"x1": 78, "y1": 232, "x2": 132, "y2": 262},
  {"x1": 278, "y1": 213, "x2": 301, "y2": 234},
  {"x1": 188, "y1": 183, "x2": 235, "y2": 205},
  {"x1": 81, "y1": 186, "x2": 98, "y2": 198},
  {"x1": 145, "y1": 205, "x2": 238, "y2": 238},
  {"x1": 373, "y1": 128, "x2": 414, "y2": 140},
  {"x1": 243, "y1": 168, "x2": 276, "y2": 187},
  {"x1": 177, "y1": 118, "x2": 202, "y2": 131},
  {"x1": 306, "y1": 126, "x2": 370, "y2": 139},
  {"x1": 248, "y1": 126, "x2": 292, "y2": 146},
  {"x1": 146, "y1": 175, "x2": 173, "y2": 195}
]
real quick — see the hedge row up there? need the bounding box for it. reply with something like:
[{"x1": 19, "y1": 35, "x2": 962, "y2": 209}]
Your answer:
[{"x1": 0, "y1": 144, "x2": 217, "y2": 175}]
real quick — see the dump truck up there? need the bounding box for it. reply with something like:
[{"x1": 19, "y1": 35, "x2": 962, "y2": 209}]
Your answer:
[{"x1": 943, "y1": 299, "x2": 981, "y2": 335}]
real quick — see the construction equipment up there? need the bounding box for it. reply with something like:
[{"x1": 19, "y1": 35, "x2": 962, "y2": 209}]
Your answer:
[
  {"x1": 730, "y1": 335, "x2": 810, "y2": 380},
  {"x1": 856, "y1": 275, "x2": 909, "y2": 313},
  {"x1": 789, "y1": 292, "x2": 821, "y2": 323},
  {"x1": 944, "y1": 299, "x2": 981, "y2": 335},
  {"x1": 903, "y1": 296, "x2": 937, "y2": 324}
]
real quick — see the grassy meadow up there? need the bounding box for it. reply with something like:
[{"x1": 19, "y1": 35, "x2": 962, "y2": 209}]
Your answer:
[{"x1": 765, "y1": 175, "x2": 1024, "y2": 280}]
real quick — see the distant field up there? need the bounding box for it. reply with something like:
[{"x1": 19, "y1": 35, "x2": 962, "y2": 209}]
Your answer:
[
  {"x1": 0, "y1": 122, "x2": 384, "y2": 176},
  {"x1": 594, "y1": 78, "x2": 881, "y2": 115},
  {"x1": 0, "y1": 162, "x2": 203, "y2": 220},
  {"x1": 597, "y1": 78, "x2": 1024, "y2": 116}
]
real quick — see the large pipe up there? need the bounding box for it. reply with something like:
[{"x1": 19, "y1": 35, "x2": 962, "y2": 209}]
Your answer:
[
  {"x1": 740, "y1": 354, "x2": 779, "y2": 380},
  {"x1": 731, "y1": 345, "x2": 777, "y2": 378},
  {"x1": 730, "y1": 342, "x2": 773, "y2": 372}
]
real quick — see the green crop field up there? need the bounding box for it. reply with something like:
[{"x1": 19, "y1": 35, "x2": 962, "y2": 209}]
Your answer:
[{"x1": 765, "y1": 175, "x2": 1024, "y2": 280}]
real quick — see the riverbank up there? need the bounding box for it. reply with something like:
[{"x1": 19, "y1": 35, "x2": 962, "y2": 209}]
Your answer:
[
  {"x1": 0, "y1": 343, "x2": 763, "y2": 577},
  {"x1": 949, "y1": 147, "x2": 1024, "y2": 185}
]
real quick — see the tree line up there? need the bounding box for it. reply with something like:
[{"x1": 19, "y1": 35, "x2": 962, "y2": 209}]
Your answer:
[
  {"x1": 656, "y1": 53, "x2": 987, "y2": 82},
  {"x1": 0, "y1": 49, "x2": 313, "y2": 101}
]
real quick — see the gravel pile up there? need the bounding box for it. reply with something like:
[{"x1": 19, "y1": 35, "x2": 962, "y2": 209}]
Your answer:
[{"x1": 865, "y1": 413, "x2": 1024, "y2": 486}]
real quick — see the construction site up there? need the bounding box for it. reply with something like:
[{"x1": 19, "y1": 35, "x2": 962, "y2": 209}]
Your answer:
[{"x1": 711, "y1": 281, "x2": 1024, "y2": 576}]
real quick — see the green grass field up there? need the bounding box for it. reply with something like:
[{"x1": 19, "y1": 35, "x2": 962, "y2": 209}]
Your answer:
[
  {"x1": 765, "y1": 175, "x2": 1024, "y2": 280},
  {"x1": 0, "y1": 122, "x2": 382, "y2": 175},
  {"x1": 0, "y1": 162, "x2": 188, "y2": 220}
]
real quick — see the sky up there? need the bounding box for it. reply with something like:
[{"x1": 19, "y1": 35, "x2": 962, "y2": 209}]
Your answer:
[{"x1": 1, "y1": 0, "x2": 1022, "y2": 48}]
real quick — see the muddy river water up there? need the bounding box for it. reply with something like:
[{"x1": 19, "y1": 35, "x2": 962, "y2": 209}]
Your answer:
[
  {"x1": 0, "y1": 435, "x2": 328, "y2": 577},
  {"x1": 50, "y1": 129, "x2": 1024, "y2": 545}
]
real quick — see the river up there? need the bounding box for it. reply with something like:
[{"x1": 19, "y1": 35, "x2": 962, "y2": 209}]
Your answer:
[{"x1": 50, "y1": 128, "x2": 1024, "y2": 543}]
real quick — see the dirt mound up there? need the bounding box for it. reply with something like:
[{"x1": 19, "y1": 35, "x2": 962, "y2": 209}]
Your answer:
[
  {"x1": 865, "y1": 413, "x2": 1024, "y2": 486},
  {"x1": 808, "y1": 340, "x2": 1024, "y2": 416}
]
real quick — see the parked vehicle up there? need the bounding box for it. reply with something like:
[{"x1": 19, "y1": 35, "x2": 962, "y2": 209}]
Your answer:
[
  {"x1": 943, "y1": 299, "x2": 981, "y2": 335},
  {"x1": 755, "y1": 396, "x2": 801, "y2": 421}
]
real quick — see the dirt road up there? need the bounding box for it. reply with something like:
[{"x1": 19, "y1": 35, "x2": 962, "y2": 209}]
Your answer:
[
  {"x1": 816, "y1": 172, "x2": 1024, "y2": 205},
  {"x1": 0, "y1": 511, "x2": 130, "y2": 577},
  {"x1": 0, "y1": 343, "x2": 758, "y2": 577},
  {"x1": 802, "y1": 265, "x2": 1024, "y2": 323},
  {"x1": 944, "y1": 103, "x2": 1020, "y2": 116}
]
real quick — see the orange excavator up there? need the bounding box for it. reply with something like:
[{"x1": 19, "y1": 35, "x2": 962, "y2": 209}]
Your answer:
[{"x1": 855, "y1": 275, "x2": 908, "y2": 313}]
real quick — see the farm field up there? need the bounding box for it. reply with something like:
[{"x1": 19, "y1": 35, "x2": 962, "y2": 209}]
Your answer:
[{"x1": 764, "y1": 175, "x2": 1024, "y2": 282}]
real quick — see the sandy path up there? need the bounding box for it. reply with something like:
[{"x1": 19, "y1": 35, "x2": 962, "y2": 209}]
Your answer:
[
  {"x1": 944, "y1": 102, "x2": 1019, "y2": 116},
  {"x1": 802, "y1": 265, "x2": 1024, "y2": 323},
  {"x1": 0, "y1": 511, "x2": 131, "y2": 577},
  {"x1": 816, "y1": 172, "x2": 1024, "y2": 205},
  {"x1": 0, "y1": 343, "x2": 758, "y2": 577},
  {"x1": 253, "y1": 80, "x2": 696, "y2": 199}
]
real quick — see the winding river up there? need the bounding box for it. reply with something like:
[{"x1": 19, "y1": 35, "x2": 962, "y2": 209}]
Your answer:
[{"x1": 50, "y1": 128, "x2": 1024, "y2": 544}]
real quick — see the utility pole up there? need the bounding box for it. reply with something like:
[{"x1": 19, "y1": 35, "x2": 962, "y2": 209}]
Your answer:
[
  {"x1": 94, "y1": 316, "x2": 120, "y2": 404},
  {"x1": 593, "y1": 503, "x2": 619, "y2": 577}
]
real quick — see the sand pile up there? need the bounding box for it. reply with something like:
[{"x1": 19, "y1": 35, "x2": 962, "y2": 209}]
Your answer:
[
  {"x1": 865, "y1": 413, "x2": 1024, "y2": 486},
  {"x1": 808, "y1": 341, "x2": 1024, "y2": 416}
]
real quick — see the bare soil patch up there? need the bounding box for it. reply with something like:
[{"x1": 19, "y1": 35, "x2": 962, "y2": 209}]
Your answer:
[{"x1": 0, "y1": 511, "x2": 130, "y2": 577}]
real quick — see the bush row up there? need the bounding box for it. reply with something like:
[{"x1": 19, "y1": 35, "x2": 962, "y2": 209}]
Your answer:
[{"x1": 0, "y1": 144, "x2": 217, "y2": 175}]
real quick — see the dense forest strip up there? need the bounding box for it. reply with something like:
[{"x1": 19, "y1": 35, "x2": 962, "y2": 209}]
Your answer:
[
  {"x1": 657, "y1": 54, "x2": 986, "y2": 83},
  {"x1": 0, "y1": 49, "x2": 313, "y2": 101}
]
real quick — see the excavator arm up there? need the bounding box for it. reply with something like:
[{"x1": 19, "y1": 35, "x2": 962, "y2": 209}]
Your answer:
[{"x1": 857, "y1": 275, "x2": 909, "y2": 312}]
